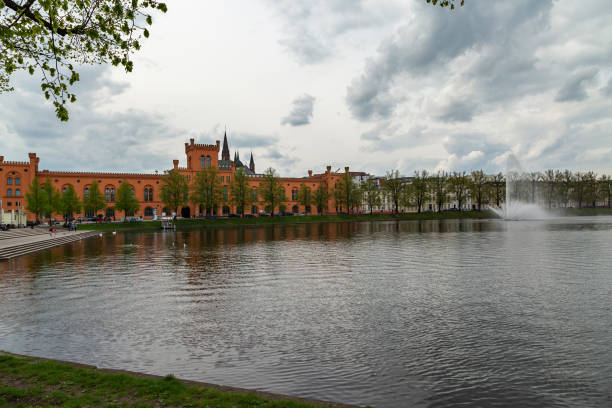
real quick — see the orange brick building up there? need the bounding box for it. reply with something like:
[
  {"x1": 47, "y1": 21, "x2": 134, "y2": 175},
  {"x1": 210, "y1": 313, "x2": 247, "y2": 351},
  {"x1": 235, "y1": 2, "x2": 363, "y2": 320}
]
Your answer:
[{"x1": 1, "y1": 133, "x2": 350, "y2": 222}]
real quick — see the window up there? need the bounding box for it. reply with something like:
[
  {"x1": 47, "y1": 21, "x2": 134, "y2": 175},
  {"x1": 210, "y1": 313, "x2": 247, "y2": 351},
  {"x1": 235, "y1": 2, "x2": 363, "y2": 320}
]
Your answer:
[
  {"x1": 227, "y1": 175, "x2": 230, "y2": 183},
  {"x1": 206, "y1": 156, "x2": 211, "y2": 168},
  {"x1": 201, "y1": 156, "x2": 205, "y2": 169},
  {"x1": 15, "y1": 177, "x2": 20, "y2": 185},
  {"x1": 84, "y1": 187, "x2": 89, "y2": 199},
  {"x1": 251, "y1": 189, "x2": 258, "y2": 201},
  {"x1": 15, "y1": 189, "x2": 20, "y2": 197},
  {"x1": 125, "y1": 209, "x2": 135, "y2": 217},
  {"x1": 144, "y1": 187, "x2": 153, "y2": 202},
  {"x1": 7, "y1": 202, "x2": 11, "y2": 206},
  {"x1": 144, "y1": 207, "x2": 154, "y2": 217},
  {"x1": 106, "y1": 207, "x2": 115, "y2": 217},
  {"x1": 220, "y1": 176, "x2": 224, "y2": 183},
  {"x1": 7, "y1": 177, "x2": 12, "y2": 185},
  {"x1": 85, "y1": 210, "x2": 94, "y2": 218},
  {"x1": 223, "y1": 186, "x2": 228, "y2": 201},
  {"x1": 251, "y1": 205, "x2": 258, "y2": 215},
  {"x1": 292, "y1": 189, "x2": 298, "y2": 201},
  {"x1": 7, "y1": 188, "x2": 12, "y2": 197},
  {"x1": 105, "y1": 187, "x2": 115, "y2": 202}
]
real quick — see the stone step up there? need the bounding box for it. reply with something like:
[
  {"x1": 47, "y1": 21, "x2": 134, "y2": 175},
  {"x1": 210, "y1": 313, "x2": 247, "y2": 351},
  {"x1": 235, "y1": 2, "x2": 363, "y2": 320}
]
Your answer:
[{"x1": 0, "y1": 232, "x2": 100, "y2": 260}]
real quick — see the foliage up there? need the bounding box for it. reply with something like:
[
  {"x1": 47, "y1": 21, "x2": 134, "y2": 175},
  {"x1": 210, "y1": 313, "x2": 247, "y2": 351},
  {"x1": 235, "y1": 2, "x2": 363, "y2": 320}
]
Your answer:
[
  {"x1": 382, "y1": 170, "x2": 405, "y2": 214},
  {"x1": 448, "y1": 171, "x2": 469, "y2": 211},
  {"x1": 361, "y1": 178, "x2": 381, "y2": 214},
  {"x1": 312, "y1": 183, "x2": 330, "y2": 215},
  {"x1": 160, "y1": 169, "x2": 187, "y2": 214},
  {"x1": 114, "y1": 180, "x2": 139, "y2": 218},
  {"x1": 0, "y1": 0, "x2": 167, "y2": 121},
  {"x1": 59, "y1": 184, "x2": 81, "y2": 216},
  {"x1": 259, "y1": 167, "x2": 285, "y2": 215},
  {"x1": 429, "y1": 171, "x2": 448, "y2": 212},
  {"x1": 83, "y1": 180, "x2": 106, "y2": 215},
  {"x1": 190, "y1": 166, "x2": 222, "y2": 216},
  {"x1": 469, "y1": 170, "x2": 486, "y2": 210},
  {"x1": 297, "y1": 183, "x2": 312, "y2": 212},
  {"x1": 426, "y1": 0, "x2": 464, "y2": 10},
  {"x1": 40, "y1": 177, "x2": 61, "y2": 219},
  {"x1": 229, "y1": 167, "x2": 253, "y2": 217},
  {"x1": 411, "y1": 170, "x2": 429, "y2": 213},
  {"x1": 333, "y1": 171, "x2": 361, "y2": 214},
  {"x1": 25, "y1": 176, "x2": 44, "y2": 221},
  {"x1": 490, "y1": 172, "x2": 505, "y2": 207}
]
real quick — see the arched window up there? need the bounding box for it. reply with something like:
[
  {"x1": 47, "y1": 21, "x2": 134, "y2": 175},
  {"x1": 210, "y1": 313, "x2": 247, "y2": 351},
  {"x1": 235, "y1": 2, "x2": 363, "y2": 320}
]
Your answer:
[
  {"x1": 6, "y1": 188, "x2": 12, "y2": 197},
  {"x1": 292, "y1": 188, "x2": 298, "y2": 201},
  {"x1": 144, "y1": 186, "x2": 153, "y2": 202},
  {"x1": 144, "y1": 207, "x2": 154, "y2": 217},
  {"x1": 206, "y1": 155, "x2": 211, "y2": 168},
  {"x1": 200, "y1": 156, "x2": 205, "y2": 169},
  {"x1": 15, "y1": 188, "x2": 20, "y2": 197},
  {"x1": 105, "y1": 186, "x2": 115, "y2": 202},
  {"x1": 223, "y1": 185, "x2": 228, "y2": 201},
  {"x1": 6, "y1": 177, "x2": 12, "y2": 185},
  {"x1": 84, "y1": 187, "x2": 89, "y2": 199},
  {"x1": 15, "y1": 177, "x2": 20, "y2": 185}
]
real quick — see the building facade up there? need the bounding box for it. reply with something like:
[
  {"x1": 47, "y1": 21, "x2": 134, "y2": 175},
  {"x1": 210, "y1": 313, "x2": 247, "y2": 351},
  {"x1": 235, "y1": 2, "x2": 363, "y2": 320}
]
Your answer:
[{"x1": 1, "y1": 134, "x2": 351, "y2": 222}]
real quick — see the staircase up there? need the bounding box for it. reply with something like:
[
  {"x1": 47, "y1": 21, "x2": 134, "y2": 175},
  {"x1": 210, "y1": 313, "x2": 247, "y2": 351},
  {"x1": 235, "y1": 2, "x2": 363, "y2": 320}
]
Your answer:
[
  {"x1": 0, "y1": 230, "x2": 100, "y2": 261},
  {"x1": 0, "y1": 227, "x2": 51, "y2": 241}
]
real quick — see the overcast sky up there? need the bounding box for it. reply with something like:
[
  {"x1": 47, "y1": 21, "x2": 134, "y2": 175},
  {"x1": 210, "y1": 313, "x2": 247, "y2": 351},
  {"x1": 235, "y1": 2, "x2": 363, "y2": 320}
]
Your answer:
[{"x1": 1, "y1": 0, "x2": 612, "y2": 177}]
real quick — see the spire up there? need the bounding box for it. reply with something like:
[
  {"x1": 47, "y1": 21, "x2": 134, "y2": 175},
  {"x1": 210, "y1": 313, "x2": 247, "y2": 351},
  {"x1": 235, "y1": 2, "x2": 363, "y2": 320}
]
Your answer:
[
  {"x1": 233, "y1": 150, "x2": 237, "y2": 162},
  {"x1": 222, "y1": 130, "x2": 230, "y2": 161},
  {"x1": 236, "y1": 150, "x2": 240, "y2": 162},
  {"x1": 249, "y1": 151, "x2": 255, "y2": 173}
]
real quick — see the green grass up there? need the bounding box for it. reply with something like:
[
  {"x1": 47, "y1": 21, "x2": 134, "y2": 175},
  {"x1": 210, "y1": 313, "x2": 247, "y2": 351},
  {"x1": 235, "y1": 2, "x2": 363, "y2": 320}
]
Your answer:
[
  {"x1": 554, "y1": 207, "x2": 612, "y2": 216},
  {"x1": 0, "y1": 354, "x2": 343, "y2": 407},
  {"x1": 78, "y1": 211, "x2": 497, "y2": 231}
]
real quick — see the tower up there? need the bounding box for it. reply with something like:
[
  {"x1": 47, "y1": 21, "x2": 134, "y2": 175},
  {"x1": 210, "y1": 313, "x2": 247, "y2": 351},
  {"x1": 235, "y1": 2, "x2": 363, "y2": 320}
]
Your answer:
[
  {"x1": 249, "y1": 152, "x2": 255, "y2": 173},
  {"x1": 222, "y1": 131, "x2": 230, "y2": 161}
]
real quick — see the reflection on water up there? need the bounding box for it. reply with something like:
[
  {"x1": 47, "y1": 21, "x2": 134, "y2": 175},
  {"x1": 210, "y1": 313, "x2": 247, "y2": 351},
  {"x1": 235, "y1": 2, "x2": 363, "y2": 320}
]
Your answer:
[{"x1": 1, "y1": 218, "x2": 612, "y2": 408}]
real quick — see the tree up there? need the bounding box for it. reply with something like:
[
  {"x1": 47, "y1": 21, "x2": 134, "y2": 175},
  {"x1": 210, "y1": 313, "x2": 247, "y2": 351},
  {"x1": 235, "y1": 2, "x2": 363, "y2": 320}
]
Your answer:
[
  {"x1": 599, "y1": 174, "x2": 612, "y2": 208},
  {"x1": 411, "y1": 170, "x2": 429, "y2": 213},
  {"x1": 260, "y1": 167, "x2": 284, "y2": 215},
  {"x1": 0, "y1": 0, "x2": 167, "y2": 120},
  {"x1": 490, "y1": 172, "x2": 505, "y2": 207},
  {"x1": 526, "y1": 172, "x2": 541, "y2": 203},
  {"x1": 448, "y1": 171, "x2": 469, "y2": 211},
  {"x1": 382, "y1": 170, "x2": 405, "y2": 214},
  {"x1": 115, "y1": 180, "x2": 139, "y2": 219},
  {"x1": 361, "y1": 178, "x2": 381, "y2": 214},
  {"x1": 429, "y1": 171, "x2": 448, "y2": 212},
  {"x1": 83, "y1": 180, "x2": 106, "y2": 216},
  {"x1": 469, "y1": 170, "x2": 486, "y2": 211},
  {"x1": 25, "y1": 177, "x2": 45, "y2": 222},
  {"x1": 41, "y1": 178, "x2": 61, "y2": 222},
  {"x1": 541, "y1": 169, "x2": 556, "y2": 209},
  {"x1": 559, "y1": 170, "x2": 574, "y2": 208},
  {"x1": 427, "y1": 0, "x2": 464, "y2": 10},
  {"x1": 160, "y1": 169, "x2": 188, "y2": 216},
  {"x1": 333, "y1": 171, "x2": 361, "y2": 214},
  {"x1": 60, "y1": 184, "x2": 81, "y2": 218},
  {"x1": 312, "y1": 183, "x2": 330, "y2": 215},
  {"x1": 297, "y1": 183, "x2": 312, "y2": 213},
  {"x1": 190, "y1": 166, "x2": 222, "y2": 216},
  {"x1": 229, "y1": 168, "x2": 252, "y2": 217}
]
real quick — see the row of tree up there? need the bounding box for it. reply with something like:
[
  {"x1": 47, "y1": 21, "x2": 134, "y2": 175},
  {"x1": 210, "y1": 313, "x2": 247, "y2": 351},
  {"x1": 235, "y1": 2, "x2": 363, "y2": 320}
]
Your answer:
[{"x1": 25, "y1": 179, "x2": 139, "y2": 223}]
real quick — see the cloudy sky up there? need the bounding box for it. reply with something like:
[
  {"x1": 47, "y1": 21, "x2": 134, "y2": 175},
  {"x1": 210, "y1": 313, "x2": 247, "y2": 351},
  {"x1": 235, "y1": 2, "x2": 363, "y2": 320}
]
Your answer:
[{"x1": 1, "y1": 0, "x2": 612, "y2": 177}]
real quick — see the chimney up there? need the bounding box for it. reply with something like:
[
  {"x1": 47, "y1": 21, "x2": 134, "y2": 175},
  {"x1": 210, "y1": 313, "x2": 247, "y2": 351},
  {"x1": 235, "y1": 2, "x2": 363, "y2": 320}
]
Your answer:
[
  {"x1": 345, "y1": 166, "x2": 349, "y2": 173},
  {"x1": 216, "y1": 140, "x2": 220, "y2": 149},
  {"x1": 308, "y1": 170, "x2": 312, "y2": 177},
  {"x1": 173, "y1": 159, "x2": 179, "y2": 170},
  {"x1": 0, "y1": 156, "x2": 3, "y2": 163},
  {"x1": 326, "y1": 165, "x2": 331, "y2": 174},
  {"x1": 190, "y1": 138, "x2": 194, "y2": 146}
]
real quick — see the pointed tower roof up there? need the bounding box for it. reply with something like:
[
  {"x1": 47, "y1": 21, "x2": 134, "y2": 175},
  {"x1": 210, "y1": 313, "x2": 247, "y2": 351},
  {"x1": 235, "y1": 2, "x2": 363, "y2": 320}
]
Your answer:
[
  {"x1": 222, "y1": 131, "x2": 230, "y2": 161},
  {"x1": 249, "y1": 151, "x2": 255, "y2": 173}
]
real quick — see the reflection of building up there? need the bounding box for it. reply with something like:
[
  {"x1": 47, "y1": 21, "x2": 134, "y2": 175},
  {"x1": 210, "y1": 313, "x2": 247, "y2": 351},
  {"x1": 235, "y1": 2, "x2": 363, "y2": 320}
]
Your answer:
[{"x1": 1, "y1": 133, "x2": 351, "y2": 221}]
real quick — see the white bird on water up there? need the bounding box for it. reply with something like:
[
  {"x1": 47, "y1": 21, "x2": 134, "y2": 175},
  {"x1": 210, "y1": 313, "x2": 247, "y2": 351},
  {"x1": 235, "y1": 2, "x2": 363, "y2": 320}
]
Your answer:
[
  {"x1": 112, "y1": 231, "x2": 117, "y2": 235},
  {"x1": 99, "y1": 233, "x2": 102, "y2": 237}
]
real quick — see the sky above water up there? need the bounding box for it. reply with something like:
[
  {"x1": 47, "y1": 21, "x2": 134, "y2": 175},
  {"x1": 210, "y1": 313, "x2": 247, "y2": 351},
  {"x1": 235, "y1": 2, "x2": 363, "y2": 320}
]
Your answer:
[{"x1": 1, "y1": 0, "x2": 612, "y2": 177}]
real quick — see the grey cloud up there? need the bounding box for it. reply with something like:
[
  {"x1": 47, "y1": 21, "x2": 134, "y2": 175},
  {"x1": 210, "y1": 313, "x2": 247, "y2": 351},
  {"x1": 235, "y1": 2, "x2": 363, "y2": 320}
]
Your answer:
[
  {"x1": 347, "y1": 0, "x2": 554, "y2": 121},
  {"x1": 443, "y1": 133, "x2": 508, "y2": 159},
  {"x1": 435, "y1": 100, "x2": 476, "y2": 123},
  {"x1": 281, "y1": 94, "x2": 315, "y2": 126},
  {"x1": 602, "y1": 77, "x2": 612, "y2": 97},
  {"x1": 360, "y1": 122, "x2": 428, "y2": 152},
  {"x1": 227, "y1": 132, "x2": 278, "y2": 149},
  {"x1": 269, "y1": 0, "x2": 400, "y2": 64},
  {"x1": 555, "y1": 68, "x2": 599, "y2": 102}
]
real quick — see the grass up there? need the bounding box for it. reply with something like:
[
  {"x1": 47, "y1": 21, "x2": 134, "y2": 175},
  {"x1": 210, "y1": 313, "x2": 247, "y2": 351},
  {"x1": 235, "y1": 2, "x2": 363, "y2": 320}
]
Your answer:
[
  {"x1": 78, "y1": 210, "x2": 496, "y2": 231},
  {"x1": 0, "y1": 354, "x2": 347, "y2": 408},
  {"x1": 555, "y1": 207, "x2": 612, "y2": 216}
]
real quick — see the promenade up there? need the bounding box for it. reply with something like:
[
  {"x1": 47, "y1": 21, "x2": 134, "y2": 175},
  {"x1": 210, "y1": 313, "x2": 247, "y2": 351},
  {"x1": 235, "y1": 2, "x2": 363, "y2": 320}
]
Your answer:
[{"x1": 0, "y1": 228, "x2": 99, "y2": 260}]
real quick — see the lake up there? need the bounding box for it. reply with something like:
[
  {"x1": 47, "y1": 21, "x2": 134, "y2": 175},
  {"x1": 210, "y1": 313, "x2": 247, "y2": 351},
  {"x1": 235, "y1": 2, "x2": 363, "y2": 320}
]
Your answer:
[{"x1": 1, "y1": 218, "x2": 611, "y2": 407}]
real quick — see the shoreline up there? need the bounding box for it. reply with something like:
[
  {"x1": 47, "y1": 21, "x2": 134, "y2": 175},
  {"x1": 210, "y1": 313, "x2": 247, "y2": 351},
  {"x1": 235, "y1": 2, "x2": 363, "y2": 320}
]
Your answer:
[
  {"x1": 78, "y1": 211, "x2": 497, "y2": 232},
  {"x1": 0, "y1": 350, "x2": 361, "y2": 408}
]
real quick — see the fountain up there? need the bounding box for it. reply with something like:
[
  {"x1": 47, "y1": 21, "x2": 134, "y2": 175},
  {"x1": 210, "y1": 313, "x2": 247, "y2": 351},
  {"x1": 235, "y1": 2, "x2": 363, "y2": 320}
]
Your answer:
[{"x1": 490, "y1": 154, "x2": 551, "y2": 220}]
